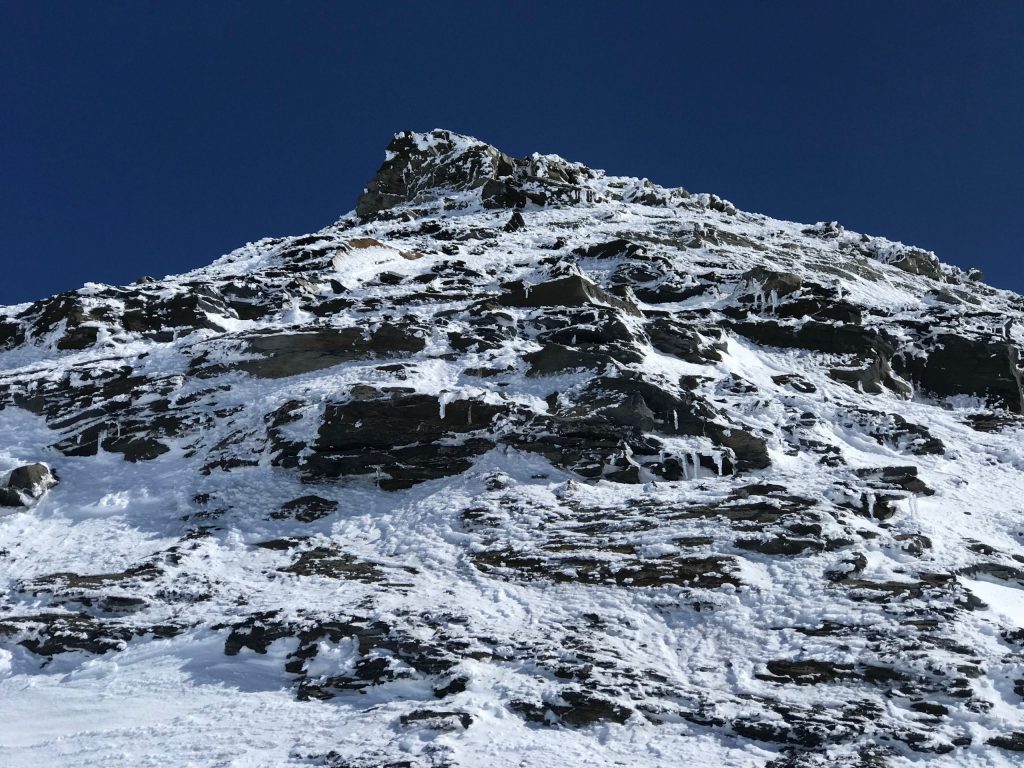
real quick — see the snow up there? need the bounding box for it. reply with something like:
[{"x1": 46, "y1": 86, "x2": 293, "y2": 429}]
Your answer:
[{"x1": 964, "y1": 578, "x2": 1024, "y2": 629}]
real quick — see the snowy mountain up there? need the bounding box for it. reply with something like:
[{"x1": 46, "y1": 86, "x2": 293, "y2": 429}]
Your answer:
[{"x1": 2, "y1": 129, "x2": 1024, "y2": 767}]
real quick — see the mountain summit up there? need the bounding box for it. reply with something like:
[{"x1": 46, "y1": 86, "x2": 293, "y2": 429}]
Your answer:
[{"x1": 2, "y1": 130, "x2": 1024, "y2": 767}]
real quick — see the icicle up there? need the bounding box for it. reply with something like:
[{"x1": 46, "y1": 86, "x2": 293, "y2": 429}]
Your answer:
[
  {"x1": 690, "y1": 452, "x2": 700, "y2": 478},
  {"x1": 712, "y1": 451, "x2": 723, "y2": 476},
  {"x1": 438, "y1": 392, "x2": 449, "y2": 420},
  {"x1": 673, "y1": 409, "x2": 679, "y2": 431}
]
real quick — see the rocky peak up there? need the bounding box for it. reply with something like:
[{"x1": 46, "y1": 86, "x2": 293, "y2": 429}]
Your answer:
[{"x1": 356, "y1": 129, "x2": 618, "y2": 219}]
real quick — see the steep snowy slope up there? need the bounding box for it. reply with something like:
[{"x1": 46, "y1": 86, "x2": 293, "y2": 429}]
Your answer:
[{"x1": 2, "y1": 129, "x2": 1024, "y2": 767}]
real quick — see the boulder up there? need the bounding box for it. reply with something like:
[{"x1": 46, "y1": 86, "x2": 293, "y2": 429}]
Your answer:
[
  {"x1": 503, "y1": 211, "x2": 527, "y2": 232},
  {"x1": 8, "y1": 463, "x2": 56, "y2": 499}
]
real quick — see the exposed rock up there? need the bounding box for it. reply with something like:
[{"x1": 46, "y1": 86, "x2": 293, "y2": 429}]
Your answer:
[
  {"x1": 103, "y1": 436, "x2": 170, "y2": 462},
  {"x1": 894, "y1": 335, "x2": 1024, "y2": 412},
  {"x1": 646, "y1": 317, "x2": 723, "y2": 364},
  {"x1": 356, "y1": 130, "x2": 518, "y2": 218},
  {"x1": 740, "y1": 267, "x2": 802, "y2": 298},
  {"x1": 891, "y1": 249, "x2": 943, "y2": 281},
  {"x1": 757, "y1": 659, "x2": 855, "y2": 685},
  {"x1": 828, "y1": 353, "x2": 910, "y2": 396},
  {"x1": 2, "y1": 463, "x2": 57, "y2": 506},
  {"x1": 272, "y1": 495, "x2": 338, "y2": 522},
  {"x1": 524, "y1": 344, "x2": 620, "y2": 376},
  {"x1": 989, "y1": 732, "x2": 1024, "y2": 751},
  {"x1": 574, "y1": 238, "x2": 648, "y2": 261},
  {"x1": 499, "y1": 274, "x2": 641, "y2": 316},
  {"x1": 730, "y1": 320, "x2": 895, "y2": 358},
  {"x1": 238, "y1": 325, "x2": 426, "y2": 378},
  {"x1": 355, "y1": 129, "x2": 602, "y2": 219},
  {"x1": 503, "y1": 211, "x2": 527, "y2": 232},
  {"x1": 0, "y1": 320, "x2": 25, "y2": 350},
  {"x1": 7, "y1": 463, "x2": 56, "y2": 498},
  {"x1": 305, "y1": 392, "x2": 509, "y2": 489},
  {"x1": 0, "y1": 488, "x2": 26, "y2": 507},
  {"x1": 481, "y1": 178, "x2": 528, "y2": 209}
]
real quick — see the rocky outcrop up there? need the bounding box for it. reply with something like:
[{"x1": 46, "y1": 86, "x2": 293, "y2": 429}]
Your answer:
[
  {"x1": 499, "y1": 274, "x2": 641, "y2": 316},
  {"x1": 894, "y1": 334, "x2": 1024, "y2": 412},
  {"x1": 355, "y1": 129, "x2": 607, "y2": 219},
  {"x1": 305, "y1": 392, "x2": 509, "y2": 489}
]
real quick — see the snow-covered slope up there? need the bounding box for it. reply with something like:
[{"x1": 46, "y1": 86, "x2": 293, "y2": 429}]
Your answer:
[{"x1": 2, "y1": 129, "x2": 1024, "y2": 767}]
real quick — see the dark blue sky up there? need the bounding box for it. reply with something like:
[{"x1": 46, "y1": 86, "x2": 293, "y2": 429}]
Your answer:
[{"x1": 2, "y1": 2, "x2": 1021, "y2": 305}]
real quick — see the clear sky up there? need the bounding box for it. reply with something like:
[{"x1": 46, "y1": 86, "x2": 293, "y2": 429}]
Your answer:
[{"x1": 2, "y1": 2, "x2": 1021, "y2": 305}]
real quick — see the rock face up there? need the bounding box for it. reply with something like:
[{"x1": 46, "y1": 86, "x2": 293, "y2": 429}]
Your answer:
[{"x1": 1, "y1": 129, "x2": 1023, "y2": 767}]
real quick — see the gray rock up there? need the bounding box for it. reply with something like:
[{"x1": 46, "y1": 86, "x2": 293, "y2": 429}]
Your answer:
[
  {"x1": 894, "y1": 335, "x2": 1024, "y2": 413},
  {"x1": 0, "y1": 487, "x2": 27, "y2": 507},
  {"x1": 7, "y1": 463, "x2": 56, "y2": 499},
  {"x1": 304, "y1": 393, "x2": 509, "y2": 489},
  {"x1": 503, "y1": 211, "x2": 527, "y2": 232},
  {"x1": 499, "y1": 275, "x2": 641, "y2": 317},
  {"x1": 272, "y1": 495, "x2": 338, "y2": 523},
  {"x1": 356, "y1": 130, "x2": 517, "y2": 219},
  {"x1": 741, "y1": 267, "x2": 802, "y2": 298},
  {"x1": 891, "y1": 249, "x2": 943, "y2": 281},
  {"x1": 481, "y1": 179, "x2": 527, "y2": 209},
  {"x1": 238, "y1": 325, "x2": 426, "y2": 379},
  {"x1": 828, "y1": 353, "x2": 910, "y2": 396}
]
